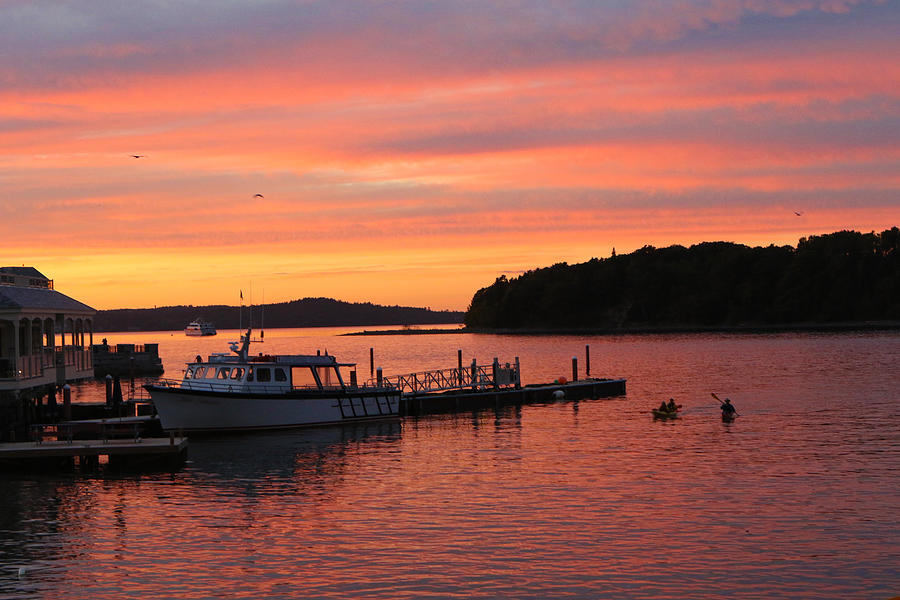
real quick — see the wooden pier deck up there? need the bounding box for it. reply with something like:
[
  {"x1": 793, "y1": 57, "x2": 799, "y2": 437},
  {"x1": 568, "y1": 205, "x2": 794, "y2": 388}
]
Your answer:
[
  {"x1": 400, "y1": 377, "x2": 626, "y2": 416},
  {"x1": 0, "y1": 435, "x2": 188, "y2": 471}
]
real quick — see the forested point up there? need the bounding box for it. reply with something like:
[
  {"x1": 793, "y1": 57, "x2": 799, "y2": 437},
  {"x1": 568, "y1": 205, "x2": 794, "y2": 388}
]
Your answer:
[
  {"x1": 464, "y1": 228, "x2": 900, "y2": 331},
  {"x1": 94, "y1": 297, "x2": 463, "y2": 332}
]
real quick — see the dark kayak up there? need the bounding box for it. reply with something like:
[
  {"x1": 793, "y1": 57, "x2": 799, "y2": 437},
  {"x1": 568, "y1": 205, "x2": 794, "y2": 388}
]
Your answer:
[
  {"x1": 721, "y1": 412, "x2": 738, "y2": 422},
  {"x1": 652, "y1": 408, "x2": 680, "y2": 419}
]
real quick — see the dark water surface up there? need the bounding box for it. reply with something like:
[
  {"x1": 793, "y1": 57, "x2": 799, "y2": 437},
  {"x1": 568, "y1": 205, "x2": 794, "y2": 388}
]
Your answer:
[{"x1": 2, "y1": 329, "x2": 898, "y2": 599}]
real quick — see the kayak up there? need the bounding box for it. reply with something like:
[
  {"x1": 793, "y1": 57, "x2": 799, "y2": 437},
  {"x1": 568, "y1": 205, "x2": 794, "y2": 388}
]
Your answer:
[
  {"x1": 721, "y1": 412, "x2": 738, "y2": 422},
  {"x1": 652, "y1": 408, "x2": 680, "y2": 419}
]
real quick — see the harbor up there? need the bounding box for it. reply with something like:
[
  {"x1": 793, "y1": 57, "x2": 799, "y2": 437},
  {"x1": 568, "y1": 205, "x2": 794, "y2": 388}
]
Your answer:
[
  {"x1": 1, "y1": 275, "x2": 626, "y2": 469},
  {"x1": 0, "y1": 342, "x2": 625, "y2": 469}
]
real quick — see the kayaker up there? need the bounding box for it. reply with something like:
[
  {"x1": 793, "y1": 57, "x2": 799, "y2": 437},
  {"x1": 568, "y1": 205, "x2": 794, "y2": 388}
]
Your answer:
[
  {"x1": 666, "y1": 398, "x2": 677, "y2": 412},
  {"x1": 721, "y1": 398, "x2": 737, "y2": 418}
]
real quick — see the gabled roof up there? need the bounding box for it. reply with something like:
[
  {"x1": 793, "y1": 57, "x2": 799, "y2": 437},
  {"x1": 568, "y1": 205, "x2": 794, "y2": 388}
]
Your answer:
[
  {"x1": 0, "y1": 266, "x2": 48, "y2": 279},
  {"x1": 0, "y1": 286, "x2": 94, "y2": 314}
]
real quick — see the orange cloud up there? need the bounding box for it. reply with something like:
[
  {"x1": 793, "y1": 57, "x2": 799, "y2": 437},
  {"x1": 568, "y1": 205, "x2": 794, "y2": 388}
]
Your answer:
[{"x1": 2, "y1": 1, "x2": 898, "y2": 310}]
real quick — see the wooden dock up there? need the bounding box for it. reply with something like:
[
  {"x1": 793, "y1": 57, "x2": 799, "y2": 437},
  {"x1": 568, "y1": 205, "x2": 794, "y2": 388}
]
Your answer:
[
  {"x1": 400, "y1": 377, "x2": 626, "y2": 416},
  {"x1": 0, "y1": 434, "x2": 187, "y2": 471}
]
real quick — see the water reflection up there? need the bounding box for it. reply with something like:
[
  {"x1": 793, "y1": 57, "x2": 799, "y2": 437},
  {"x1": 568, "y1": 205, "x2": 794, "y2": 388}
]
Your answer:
[{"x1": 2, "y1": 331, "x2": 899, "y2": 599}]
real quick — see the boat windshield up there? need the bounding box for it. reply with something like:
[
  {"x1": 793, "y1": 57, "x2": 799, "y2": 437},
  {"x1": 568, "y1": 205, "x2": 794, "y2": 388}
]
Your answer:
[
  {"x1": 291, "y1": 366, "x2": 319, "y2": 389},
  {"x1": 317, "y1": 366, "x2": 343, "y2": 389}
]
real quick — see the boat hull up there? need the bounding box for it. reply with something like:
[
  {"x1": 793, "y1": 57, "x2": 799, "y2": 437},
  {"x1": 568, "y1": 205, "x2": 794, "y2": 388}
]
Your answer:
[{"x1": 145, "y1": 386, "x2": 400, "y2": 432}]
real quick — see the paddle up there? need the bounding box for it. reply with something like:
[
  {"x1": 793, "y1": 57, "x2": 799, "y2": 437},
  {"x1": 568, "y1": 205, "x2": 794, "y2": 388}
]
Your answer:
[{"x1": 711, "y1": 392, "x2": 739, "y2": 417}]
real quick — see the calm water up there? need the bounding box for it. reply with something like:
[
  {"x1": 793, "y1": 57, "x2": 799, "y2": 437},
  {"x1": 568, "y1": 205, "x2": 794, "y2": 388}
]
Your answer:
[{"x1": 2, "y1": 328, "x2": 898, "y2": 599}]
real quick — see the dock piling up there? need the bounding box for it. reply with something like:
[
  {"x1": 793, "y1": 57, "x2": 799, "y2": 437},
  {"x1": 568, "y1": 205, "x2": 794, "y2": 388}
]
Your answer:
[
  {"x1": 585, "y1": 345, "x2": 590, "y2": 377},
  {"x1": 572, "y1": 356, "x2": 578, "y2": 382},
  {"x1": 63, "y1": 384, "x2": 71, "y2": 421}
]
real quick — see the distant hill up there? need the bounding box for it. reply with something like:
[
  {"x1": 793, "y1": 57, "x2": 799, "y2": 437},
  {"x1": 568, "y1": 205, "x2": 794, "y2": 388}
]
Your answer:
[
  {"x1": 465, "y1": 227, "x2": 900, "y2": 330},
  {"x1": 94, "y1": 297, "x2": 463, "y2": 332}
]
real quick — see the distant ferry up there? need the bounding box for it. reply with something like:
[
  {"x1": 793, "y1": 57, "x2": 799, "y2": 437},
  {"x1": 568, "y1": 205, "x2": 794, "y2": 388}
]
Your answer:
[{"x1": 184, "y1": 319, "x2": 216, "y2": 336}]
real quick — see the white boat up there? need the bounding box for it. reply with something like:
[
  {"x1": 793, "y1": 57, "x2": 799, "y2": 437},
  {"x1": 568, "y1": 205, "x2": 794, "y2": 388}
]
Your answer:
[
  {"x1": 144, "y1": 328, "x2": 400, "y2": 432},
  {"x1": 184, "y1": 319, "x2": 216, "y2": 336}
]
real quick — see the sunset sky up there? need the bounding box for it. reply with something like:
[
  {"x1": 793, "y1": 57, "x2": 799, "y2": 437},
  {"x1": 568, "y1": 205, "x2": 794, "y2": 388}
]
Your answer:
[{"x1": 2, "y1": 0, "x2": 898, "y2": 311}]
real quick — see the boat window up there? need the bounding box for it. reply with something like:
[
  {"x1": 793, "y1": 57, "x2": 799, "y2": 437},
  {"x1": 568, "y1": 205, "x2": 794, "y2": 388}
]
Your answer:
[
  {"x1": 274, "y1": 368, "x2": 287, "y2": 382},
  {"x1": 291, "y1": 367, "x2": 319, "y2": 389},
  {"x1": 247, "y1": 367, "x2": 254, "y2": 382},
  {"x1": 256, "y1": 368, "x2": 271, "y2": 382},
  {"x1": 217, "y1": 368, "x2": 230, "y2": 379},
  {"x1": 317, "y1": 366, "x2": 343, "y2": 388},
  {"x1": 184, "y1": 368, "x2": 194, "y2": 379},
  {"x1": 230, "y1": 368, "x2": 244, "y2": 380},
  {"x1": 192, "y1": 367, "x2": 206, "y2": 378}
]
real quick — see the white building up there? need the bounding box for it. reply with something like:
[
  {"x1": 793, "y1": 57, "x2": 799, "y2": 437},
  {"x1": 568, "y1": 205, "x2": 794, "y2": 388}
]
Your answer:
[{"x1": 0, "y1": 266, "x2": 95, "y2": 392}]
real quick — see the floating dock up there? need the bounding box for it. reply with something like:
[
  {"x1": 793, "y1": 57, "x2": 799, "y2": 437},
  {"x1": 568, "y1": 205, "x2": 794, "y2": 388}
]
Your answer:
[
  {"x1": 0, "y1": 416, "x2": 185, "y2": 471},
  {"x1": 0, "y1": 436, "x2": 187, "y2": 471},
  {"x1": 400, "y1": 377, "x2": 626, "y2": 416}
]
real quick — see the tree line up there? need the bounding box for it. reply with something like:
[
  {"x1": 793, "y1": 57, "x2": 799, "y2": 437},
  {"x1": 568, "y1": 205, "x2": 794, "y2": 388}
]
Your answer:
[
  {"x1": 464, "y1": 228, "x2": 900, "y2": 330},
  {"x1": 94, "y1": 297, "x2": 463, "y2": 332}
]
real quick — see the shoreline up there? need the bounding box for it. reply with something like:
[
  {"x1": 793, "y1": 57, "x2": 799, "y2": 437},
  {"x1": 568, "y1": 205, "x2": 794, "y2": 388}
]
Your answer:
[{"x1": 342, "y1": 321, "x2": 900, "y2": 336}]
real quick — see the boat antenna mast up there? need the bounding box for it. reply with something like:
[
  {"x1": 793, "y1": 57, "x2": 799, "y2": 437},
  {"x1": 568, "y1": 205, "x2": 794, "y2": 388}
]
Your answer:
[
  {"x1": 229, "y1": 289, "x2": 253, "y2": 360},
  {"x1": 247, "y1": 283, "x2": 264, "y2": 343}
]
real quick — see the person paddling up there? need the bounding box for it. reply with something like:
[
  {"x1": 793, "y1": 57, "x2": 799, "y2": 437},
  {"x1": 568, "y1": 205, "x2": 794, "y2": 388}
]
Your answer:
[
  {"x1": 721, "y1": 398, "x2": 737, "y2": 420},
  {"x1": 666, "y1": 398, "x2": 678, "y2": 413}
]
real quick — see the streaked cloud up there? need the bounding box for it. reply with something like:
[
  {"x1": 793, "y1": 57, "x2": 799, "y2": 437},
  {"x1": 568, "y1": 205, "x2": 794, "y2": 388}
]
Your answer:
[{"x1": 1, "y1": 0, "x2": 897, "y2": 310}]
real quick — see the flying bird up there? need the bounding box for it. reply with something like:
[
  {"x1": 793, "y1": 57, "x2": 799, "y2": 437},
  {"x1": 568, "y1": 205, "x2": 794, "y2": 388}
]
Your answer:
[
  {"x1": 131, "y1": 155, "x2": 146, "y2": 158},
  {"x1": 252, "y1": 193, "x2": 264, "y2": 199},
  {"x1": 794, "y1": 211, "x2": 803, "y2": 216}
]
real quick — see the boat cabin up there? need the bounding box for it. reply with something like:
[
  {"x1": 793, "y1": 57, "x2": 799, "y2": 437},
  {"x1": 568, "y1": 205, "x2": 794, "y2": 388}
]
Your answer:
[{"x1": 181, "y1": 354, "x2": 352, "y2": 393}]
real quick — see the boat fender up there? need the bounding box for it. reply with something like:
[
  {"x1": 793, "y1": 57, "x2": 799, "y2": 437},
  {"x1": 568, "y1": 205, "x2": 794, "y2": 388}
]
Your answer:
[{"x1": 553, "y1": 390, "x2": 565, "y2": 400}]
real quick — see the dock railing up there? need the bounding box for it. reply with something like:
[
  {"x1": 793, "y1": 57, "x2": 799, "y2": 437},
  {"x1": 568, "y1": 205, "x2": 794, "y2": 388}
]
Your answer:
[
  {"x1": 31, "y1": 420, "x2": 144, "y2": 445},
  {"x1": 374, "y1": 358, "x2": 521, "y2": 396}
]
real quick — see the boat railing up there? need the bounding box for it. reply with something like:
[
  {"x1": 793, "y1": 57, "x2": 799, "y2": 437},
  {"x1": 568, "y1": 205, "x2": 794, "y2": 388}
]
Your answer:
[
  {"x1": 153, "y1": 379, "x2": 293, "y2": 395},
  {"x1": 151, "y1": 378, "x2": 402, "y2": 395}
]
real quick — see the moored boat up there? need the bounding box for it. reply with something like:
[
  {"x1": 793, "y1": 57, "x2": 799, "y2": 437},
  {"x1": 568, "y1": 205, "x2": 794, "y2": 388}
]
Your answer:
[
  {"x1": 184, "y1": 319, "x2": 216, "y2": 336},
  {"x1": 144, "y1": 328, "x2": 400, "y2": 432}
]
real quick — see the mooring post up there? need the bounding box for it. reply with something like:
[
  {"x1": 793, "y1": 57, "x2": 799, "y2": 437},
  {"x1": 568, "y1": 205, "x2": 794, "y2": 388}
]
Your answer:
[
  {"x1": 514, "y1": 357, "x2": 521, "y2": 389},
  {"x1": 376, "y1": 367, "x2": 383, "y2": 387},
  {"x1": 370, "y1": 348, "x2": 374, "y2": 376},
  {"x1": 471, "y1": 358, "x2": 478, "y2": 390},
  {"x1": 63, "y1": 384, "x2": 71, "y2": 422},
  {"x1": 457, "y1": 349, "x2": 463, "y2": 387},
  {"x1": 572, "y1": 356, "x2": 578, "y2": 382},
  {"x1": 105, "y1": 374, "x2": 113, "y2": 407},
  {"x1": 350, "y1": 369, "x2": 357, "y2": 388},
  {"x1": 585, "y1": 345, "x2": 591, "y2": 377},
  {"x1": 492, "y1": 357, "x2": 500, "y2": 390}
]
